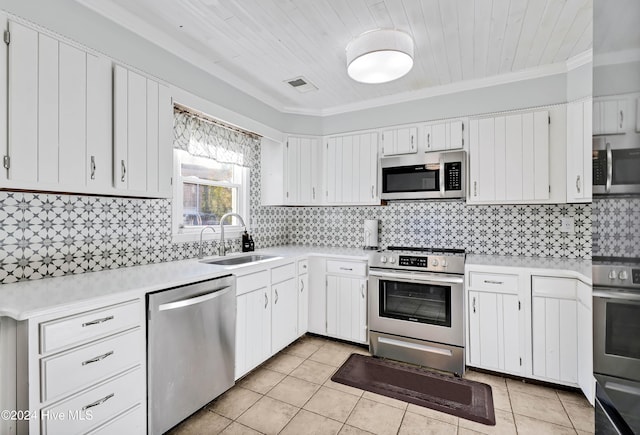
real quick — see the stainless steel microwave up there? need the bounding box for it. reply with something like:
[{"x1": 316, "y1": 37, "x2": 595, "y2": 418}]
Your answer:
[
  {"x1": 380, "y1": 151, "x2": 466, "y2": 200},
  {"x1": 593, "y1": 134, "x2": 640, "y2": 195}
]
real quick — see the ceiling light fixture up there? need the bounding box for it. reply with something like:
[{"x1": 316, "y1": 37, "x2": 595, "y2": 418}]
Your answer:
[{"x1": 346, "y1": 29, "x2": 414, "y2": 84}]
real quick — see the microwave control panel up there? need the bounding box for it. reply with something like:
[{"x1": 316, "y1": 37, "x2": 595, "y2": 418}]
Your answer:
[{"x1": 444, "y1": 162, "x2": 462, "y2": 191}]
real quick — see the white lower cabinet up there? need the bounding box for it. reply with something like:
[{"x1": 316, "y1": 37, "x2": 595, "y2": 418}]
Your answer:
[
  {"x1": 467, "y1": 264, "x2": 593, "y2": 403},
  {"x1": 235, "y1": 259, "x2": 304, "y2": 380},
  {"x1": 326, "y1": 275, "x2": 367, "y2": 344},
  {"x1": 467, "y1": 271, "x2": 526, "y2": 376},
  {"x1": 22, "y1": 299, "x2": 146, "y2": 435}
]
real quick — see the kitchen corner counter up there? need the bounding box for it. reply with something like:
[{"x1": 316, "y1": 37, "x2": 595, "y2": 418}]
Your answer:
[
  {"x1": 465, "y1": 254, "x2": 592, "y2": 284},
  {"x1": 0, "y1": 245, "x2": 372, "y2": 321}
]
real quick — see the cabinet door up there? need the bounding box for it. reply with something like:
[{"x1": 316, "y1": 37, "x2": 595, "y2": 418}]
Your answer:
[
  {"x1": 86, "y1": 54, "x2": 112, "y2": 190},
  {"x1": 567, "y1": 100, "x2": 592, "y2": 203},
  {"x1": 309, "y1": 138, "x2": 321, "y2": 203},
  {"x1": 396, "y1": 127, "x2": 417, "y2": 154},
  {"x1": 449, "y1": 120, "x2": 463, "y2": 150},
  {"x1": 298, "y1": 274, "x2": 309, "y2": 337},
  {"x1": 577, "y1": 281, "x2": 594, "y2": 404},
  {"x1": 430, "y1": 123, "x2": 447, "y2": 151},
  {"x1": 532, "y1": 296, "x2": 578, "y2": 384},
  {"x1": 127, "y1": 70, "x2": 148, "y2": 192},
  {"x1": 285, "y1": 137, "x2": 300, "y2": 204},
  {"x1": 602, "y1": 100, "x2": 620, "y2": 134},
  {"x1": 272, "y1": 278, "x2": 298, "y2": 353},
  {"x1": 477, "y1": 118, "x2": 496, "y2": 201},
  {"x1": 326, "y1": 276, "x2": 367, "y2": 344},
  {"x1": 381, "y1": 129, "x2": 395, "y2": 156},
  {"x1": 236, "y1": 288, "x2": 272, "y2": 379},
  {"x1": 357, "y1": 133, "x2": 378, "y2": 204},
  {"x1": 341, "y1": 135, "x2": 355, "y2": 203},
  {"x1": 326, "y1": 138, "x2": 337, "y2": 203},
  {"x1": 468, "y1": 291, "x2": 522, "y2": 373}
]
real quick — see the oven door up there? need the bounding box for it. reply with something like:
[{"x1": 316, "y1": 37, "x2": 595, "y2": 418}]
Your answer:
[
  {"x1": 368, "y1": 269, "x2": 464, "y2": 346},
  {"x1": 593, "y1": 288, "x2": 640, "y2": 381}
]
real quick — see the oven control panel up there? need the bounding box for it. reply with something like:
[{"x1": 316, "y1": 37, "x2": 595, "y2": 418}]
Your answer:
[
  {"x1": 398, "y1": 256, "x2": 429, "y2": 268},
  {"x1": 633, "y1": 269, "x2": 640, "y2": 285}
]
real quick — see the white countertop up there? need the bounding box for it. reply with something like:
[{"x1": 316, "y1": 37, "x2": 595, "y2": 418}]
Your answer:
[
  {"x1": 466, "y1": 254, "x2": 592, "y2": 284},
  {"x1": 0, "y1": 246, "x2": 591, "y2": 320}
]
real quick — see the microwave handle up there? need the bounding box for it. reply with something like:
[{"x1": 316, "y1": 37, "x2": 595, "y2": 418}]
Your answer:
[
  {"x1": 606, "y1": 141, "x2": 612, "y2": 193},
  {"x1": 439, "y1": 156, "x2": 445, "y2": 197}
]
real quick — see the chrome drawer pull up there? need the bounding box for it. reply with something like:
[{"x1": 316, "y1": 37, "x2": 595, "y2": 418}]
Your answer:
[
  {"x1": 300, "y1": 279, "x2": 304, "y2": 292},
  {"x1": 82, "y1": 351, "x2": 114, "y2": 366},
  {"x1": 90, "y1": 156, "x2": 96, "y2": 180},
  {"x1": 82, "y1": 393, "x2": 114, "y2": 411},
  {"x1": 264, "y1": 293, "x2": 268, "y2": 309},
  {"x1": 121, "y1": 160, "x2": 126, "y2": 182},
  {"x1": 339, "y1": 267, "x2": 353, "y2": 271},
  {"x1": 82, "y1": 315, "x2": 114, "y2": 327},
  {"x1": 484, "y1": 280, "x2": 503, "y2": 285},
  {"x1": 275, "y1": 289, "x2": 279, "y2": 304},
  {"x1": 472, "y1": 297, "x2": 476, "y2": 313}
]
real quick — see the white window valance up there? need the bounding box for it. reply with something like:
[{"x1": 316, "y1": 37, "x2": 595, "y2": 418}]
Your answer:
[{"x1": 173, "y1": 107, "x2": 259, "y2": 168}]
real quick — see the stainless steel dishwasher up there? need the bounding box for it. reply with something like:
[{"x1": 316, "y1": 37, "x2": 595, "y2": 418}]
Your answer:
[{"x1": 147, "y1": 275, "x2": 236, "y2": 435}]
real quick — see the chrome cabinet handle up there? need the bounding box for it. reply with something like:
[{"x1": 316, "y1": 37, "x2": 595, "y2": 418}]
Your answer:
[
  {"x1": 312, "y1": 187, "x2": 315, "y2": 199},
  {"x1": 620, "y1": 110, "x2": 624, "y2": 129},
  {"x1": 82, "y1": 315, "x2": 114, "y2": 327},
  {"x1": 300, "y1": 279, "x2": 304, "y2": 292},
  {"x1": 90, "y1": 156, "x2": 96, "y2": 180},
  {"x1": 410, "y1": 134, "x2": 415, "y2": 149},
  {"x1": 121, "y1": 160, "x2": 126, "y2": 183},
  {"x1": 484, "y1": 280, "x2": 503, "y2": 285},
  {"x1": 82, "y1": 393, "x2": 114, "y2": 411},
  {"x1": 371, "y1": 185, "x2": 374, "y2": 199},
  {"x1": 361, "y1": 283, "x2": 365, "y2": 298},
  {"x1": 275, "y1": 289, "x2": 279, "y2": 304},
  {"x1": 264, "y1": 293, "x2": 268, "y2": 309},
  {"x1": 427, "y1": 133, "x2": 431, "y2": 150},
  {"x1": 576, "y1": 175, "x2": 581, "y2": 193},
  {"x1": 339, "y1": 267, "x2": 353, "y2": 271},
  {"x1": 472, "y1": 297, "x2": 476, "y2": 313},
  {"x1": 82, "y1": 351, "x2": 114, "y2": 366},
  {"x1": 474, "y1": 181, "x2": 477, "y2": 197}
]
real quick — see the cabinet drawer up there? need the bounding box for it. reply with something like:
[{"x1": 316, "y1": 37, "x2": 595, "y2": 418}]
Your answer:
[
  {"x1": 86, "y1": 403, "x2": 145, "y2": 435},
  {"x1": 41, "y1": 366, "x2": 144, "y2": 435},
  {"x1": 40, "y1": 300, "x2": 141, "y2": 354},
  {"x1": 236, "y1": 270, "x2": 269, "y2": 296},
  {"x1": 298, "y1": 259, "x2": 309, "y2": 275},
  {"x1": 272, "y1": 262, "x2": 295, "y2": 284},
  {"x1": 326, "y1": 260, "x2": 367, "y2": 277},
  {"x1": 532, "y1": 276, "x2": 576, "y2": 299},
  {"x1": 468, "y1": 272, "x2": 518, "y2": 293},
  {"x1": 41, "y1": 328, "x2": 143, "y2": 402}
]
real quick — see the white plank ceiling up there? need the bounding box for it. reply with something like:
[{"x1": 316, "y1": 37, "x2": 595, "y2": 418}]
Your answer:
[{"x1": 82, "y1": 0, "x2": 593, "y2": 114}]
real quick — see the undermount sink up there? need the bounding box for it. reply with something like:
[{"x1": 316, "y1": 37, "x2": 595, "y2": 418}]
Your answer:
[{"x1": 200, "y1": 254, "x2": 278, "y2": 266}]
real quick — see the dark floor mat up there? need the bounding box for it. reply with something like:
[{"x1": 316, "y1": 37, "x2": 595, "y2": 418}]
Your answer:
[{"x1": 331, "y1": 354, "x2": 495, "y2": 425}]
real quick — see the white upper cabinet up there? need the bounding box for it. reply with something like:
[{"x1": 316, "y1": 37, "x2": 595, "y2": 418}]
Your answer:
[
  {"x1": 285, "y1": 136, "x2": 322, "y2": 205},
  {"x1": 4, "y1": 20, "x2": 113, "y2": 194},
  {"x1": 325, "y1": 132, "x2": 378, "y2": 205},
  {"x1": 566, "y1": 99, "x2": 592, "y2": 203},
  {"x1": 113, "y1": 65, "x2": 172, "y2": 198},
  {"x1": 469, "y1": 109, "x2": 555, "y2": 204},
  {"x1": 423, "y1": 120, "x2": 464, "y2": 152},
  {"x1": 381, "y1": 126, "x2": 417, "y2": 156},
  {"x1": 593, "y1": 98, "x2": 627, "y2": 135}
]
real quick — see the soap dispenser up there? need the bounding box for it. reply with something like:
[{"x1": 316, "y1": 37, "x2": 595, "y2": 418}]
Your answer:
[{"x1": 242, "y1": 230, "x2": 251, "y2": 252}]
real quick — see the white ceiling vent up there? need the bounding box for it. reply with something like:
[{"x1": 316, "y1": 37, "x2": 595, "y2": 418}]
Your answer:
[{"x1": 284, "y1": 76, "x2": 318, "y2": 93}]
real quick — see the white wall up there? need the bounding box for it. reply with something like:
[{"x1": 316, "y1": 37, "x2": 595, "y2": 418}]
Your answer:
[
  {"x1": 594, "y1": 61, "x2": 640, "y2": 97},
  {"x1": 567, "y1": 63, "x2": 593, "y2": 102}
]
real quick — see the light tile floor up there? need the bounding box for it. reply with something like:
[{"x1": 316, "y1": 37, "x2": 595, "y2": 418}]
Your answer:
[{"x1": 168, "y1": 335, "x2": 595, "y2": 435}]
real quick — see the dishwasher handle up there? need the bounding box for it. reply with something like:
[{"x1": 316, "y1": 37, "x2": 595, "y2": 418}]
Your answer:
[{"x1": 158, "y1": 286, "x2": 232, "y2": 311}]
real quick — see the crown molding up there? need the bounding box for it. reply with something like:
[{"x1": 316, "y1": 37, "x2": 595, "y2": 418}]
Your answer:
[{"x1": 594, "y1": 48, "x2": 640, "y2": 67}]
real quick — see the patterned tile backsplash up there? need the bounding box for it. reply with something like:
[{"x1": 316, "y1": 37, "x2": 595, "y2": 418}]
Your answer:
[
  {"x1": 288, "y1": 201, "x2": 592, "y2": 259},
  {"x1": 592, "y1": 197, "x2": 640, "y2": 258}
]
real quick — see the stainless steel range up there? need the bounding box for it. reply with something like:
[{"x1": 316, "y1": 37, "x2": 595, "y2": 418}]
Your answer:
[
  {"x1": 592, "y1": 256, "x2": 640, "y2": 434},
  {"x1": 368, "y1": 247, "x2": 466, "y2": 376}
]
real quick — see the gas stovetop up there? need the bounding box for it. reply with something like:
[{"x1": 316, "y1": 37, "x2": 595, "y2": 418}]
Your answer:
[
  {"x1": 368, "y1": 246, "x2": 466, "y2": 274},
  {"x1": 592, "y1": 256, "x2": 640, "y2": 289}
]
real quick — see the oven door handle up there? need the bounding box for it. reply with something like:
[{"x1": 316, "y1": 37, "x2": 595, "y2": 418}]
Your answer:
[
  {"x1": 369, "y1": 269, "x2": 463, "y2": 285},
  {"x1": 593, "y1": 289, "x2": 640, "y2": 302},
  {"x1": 439, "y1": 156, "x2": 445, "y2": 197}
]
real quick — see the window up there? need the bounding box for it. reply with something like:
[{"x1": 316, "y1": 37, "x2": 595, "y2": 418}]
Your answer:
[{"x1": 171, "y1": 106, "x2": 258, "y2": 242}]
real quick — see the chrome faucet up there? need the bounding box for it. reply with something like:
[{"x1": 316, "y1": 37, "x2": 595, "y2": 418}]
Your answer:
[
  {"x1": 198, "y1": 226, "x2": 217, "y2": 259},
  {"x1": 219, "y1": 213, "x2": 246, "y2": 256}
]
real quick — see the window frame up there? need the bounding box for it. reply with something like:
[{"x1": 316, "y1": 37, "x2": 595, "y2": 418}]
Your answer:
[{"x1": 171, "y1": 149, "x2": 250, "y2": 243}]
